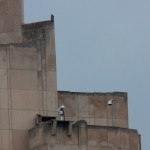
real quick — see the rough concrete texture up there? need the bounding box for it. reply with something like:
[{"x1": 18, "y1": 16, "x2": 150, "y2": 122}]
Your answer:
[
  {"x1": 58, "y1": 91, "x2": 128, "y2": 128},
  {"x1": 0, "y1": 0, "x2": 141, "y2": 150},
  {"x1": 0, "y1": 20, "x2": 58, "y2": 150},
  {"x1": 28, "y1": 121, "x2": 141, "y2": 150},
  {"x1": 0, "y1": 0, "x2": 23, "y2": 44}
]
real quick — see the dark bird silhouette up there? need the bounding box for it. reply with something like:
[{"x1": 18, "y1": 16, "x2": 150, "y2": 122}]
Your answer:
[{"x1": 51, "y1": 14, "x2": 54, "y2": 21}]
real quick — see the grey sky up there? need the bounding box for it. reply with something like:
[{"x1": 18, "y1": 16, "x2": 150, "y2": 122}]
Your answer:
[{"x1": 25, "y1": 1, "x2": 150, "y2": 149}]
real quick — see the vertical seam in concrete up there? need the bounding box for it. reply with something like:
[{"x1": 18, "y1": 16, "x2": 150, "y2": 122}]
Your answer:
[
  {"x1": 52, "y1": 28, "x2": 57, "y2": 113},
  {"x1": 42, "y1": 32, "x2": 47, "y2": 112},
  {"x1": 0, "y1": 110, "x2": 1, "y2": 148},
  {"x1": 94, "y1": 96, "x2": 95, "y2": 125},
  {"x1": 87, "y1": 96, "x2": 89, "y2": 125},
  {"x1": 44, "y1": 39, "x2": 47, "y2": 114},
  {"x1": 106, "y1": 127, "x2": 108, "y2": 147},
  {"x1": 0, "y1": 130, "x2": 1, "y2": 149},
  {"x1": 0, "y1": 20, "x2": 2, "y2": 33},
  {"x1": 78, "y1": 124, "x2": 80, "y2": 146},
  {"x1": 106, "y1": 97, "x2": 108, "y2": 126},
  {"x1": 77, "y1": 95, "x2": 79, "y2": 121},
  {"x1": 7, "y1": 45, "x2": 12, "y2": 150},
  {"x1": 129, "y1": 131, "x2": 131, "y2": 149},
  {"x1": 22, "y1": 0, "x2": 24, "y2": 23},
  {"x1": 126, "y1": 96, "x2": 129, "y2": 127},
  {"x1": 37, "y1": 45, "x2": 43, "y2": 114},
  {"x1": 119, "y1": 128, "x2": 121, "y2": 148},
  {"x1": 114, "y1": 100, "x2": 116, "y2": 126}
]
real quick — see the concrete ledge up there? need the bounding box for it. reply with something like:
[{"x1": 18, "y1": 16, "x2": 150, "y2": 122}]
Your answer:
[{"x1": 28, "y1": 121, "x2": 141, "y2": 150}]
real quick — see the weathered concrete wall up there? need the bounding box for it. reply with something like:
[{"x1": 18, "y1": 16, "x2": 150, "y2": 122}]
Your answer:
[
  {"x1": 28, "y1": 121, "x2": 141, "y2": 150},
  {"x1": 0, "y1": 1, "x2": 141, "y2": 150},
  {"x1": 58, "y1": 91, "x2": 128, "y2": 128},
  {"x1": 0, "y1": 0, "x2": 23, "y2": 44},
  {"x1": 0, "y1": 20, "x2": 58, "y2": 150},
  {"x1": 22, "y1": 21, "x2": 58, "y2": 117}
]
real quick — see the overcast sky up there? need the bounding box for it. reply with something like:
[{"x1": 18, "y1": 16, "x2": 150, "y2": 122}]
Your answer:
[{"x1": 25, "y1": 1, "x2": 150, "y2": 149}]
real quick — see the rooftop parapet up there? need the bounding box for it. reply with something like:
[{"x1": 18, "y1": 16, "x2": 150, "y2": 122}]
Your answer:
[
  {"x1": 58, "y1": 91, "x2": 128, "y2": 128},
  {"x1": 28, "y1": 120, "x2": 141, "y2": 150}
]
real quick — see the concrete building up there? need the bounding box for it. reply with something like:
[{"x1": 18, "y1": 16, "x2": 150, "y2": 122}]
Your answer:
[{"x1": 0, "y1": 0, "x2": 141, "y2": 150}]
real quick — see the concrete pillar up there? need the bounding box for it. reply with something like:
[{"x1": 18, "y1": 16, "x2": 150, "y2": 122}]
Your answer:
[{"x1": 0, "y1": 0, "x2": 24, "y2": 44}]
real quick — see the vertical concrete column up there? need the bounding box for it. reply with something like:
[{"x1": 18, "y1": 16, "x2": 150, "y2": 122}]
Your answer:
[
  {"x1": 52, "y1": 120, "x2": 57, "y2": 136},
  {"x1": 44, "y1": 21, "x2": 58, "y2": 117},
  {"x1": 78, "y1": 121, "x2": 87, "y2": 146},
  {"x1": 0, "y1": 0, "x2": 24, "y2": 44},
  {"x1": 21, "y1": 21, "x2": 58, "y2": 117},
  {"x1": 68, "y1": 121, "x2": 73, "y2": 136}
]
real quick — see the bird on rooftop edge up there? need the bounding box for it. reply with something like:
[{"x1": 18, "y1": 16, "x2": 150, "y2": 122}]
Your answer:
[{"x1": 51, "y1": 14, "x2": 54, "y2": 21}]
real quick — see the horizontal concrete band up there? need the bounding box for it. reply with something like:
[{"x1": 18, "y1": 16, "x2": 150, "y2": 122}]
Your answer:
[{"x1": 29, "y1": 122, "x2": 140, "y2": 150}]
